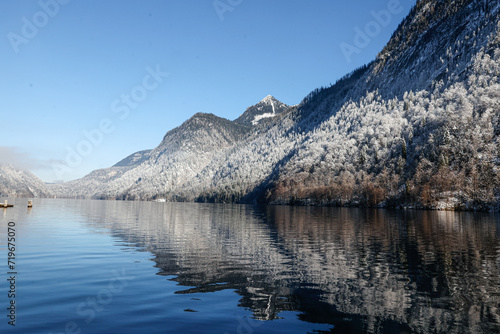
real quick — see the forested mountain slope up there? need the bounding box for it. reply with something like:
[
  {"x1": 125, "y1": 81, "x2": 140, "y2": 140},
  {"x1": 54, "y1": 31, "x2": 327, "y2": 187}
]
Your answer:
[
  {"x1": 269, "y1": 0, "x2": 500, "y2": 210},
  {"x1": 0, "y1": 164, "x2": 52, "y2": 198},
  {"x1": 186, "y1": 0, "x2": 500, "y2": 210},
  {"x1": 52, "y1": 0, "x2": 500, "y2": 210},
  {"x1": 113, "y1": 150, "x2": 151, "y2": 168},
  {"x1": 51, "y1": 111, "x2": 253, "y2": 199}
]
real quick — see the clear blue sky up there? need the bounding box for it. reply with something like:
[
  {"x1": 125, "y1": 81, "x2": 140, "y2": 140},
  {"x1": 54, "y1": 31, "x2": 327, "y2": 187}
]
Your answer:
[{"x1": 0, "y1": 0, "x2": 415, "y2": 182}]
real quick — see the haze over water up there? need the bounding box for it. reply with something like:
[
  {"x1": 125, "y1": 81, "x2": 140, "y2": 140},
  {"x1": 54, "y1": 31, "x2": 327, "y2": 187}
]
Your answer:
[{"x1": 0, "y1": 198, "x2": 499, "y2": 333}]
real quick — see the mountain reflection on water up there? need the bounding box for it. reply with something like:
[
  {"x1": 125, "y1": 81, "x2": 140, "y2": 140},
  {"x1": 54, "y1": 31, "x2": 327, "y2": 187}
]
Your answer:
[{"x1": 78, "y1": 201, "x2": 500, "y2": 333}]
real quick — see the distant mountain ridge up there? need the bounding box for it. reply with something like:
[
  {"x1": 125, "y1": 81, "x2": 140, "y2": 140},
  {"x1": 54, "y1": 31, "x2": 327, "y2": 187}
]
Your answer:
[
  {"x1": 0, "y1": 164, "x2": 52, "y2": 198},
  {"x1": 47, "y1": 0, "x2": 500, "y2": 210},
  {"x1": 50, "y1": 102, "x2": 268, "y2": 199}
]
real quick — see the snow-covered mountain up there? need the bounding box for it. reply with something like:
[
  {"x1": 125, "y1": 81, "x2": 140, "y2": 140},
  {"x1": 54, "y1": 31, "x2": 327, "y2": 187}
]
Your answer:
[
  {"x1": 113, "y1": 150, "x2": 151, "y2": 167},
  {"x1": 234, "y1": 95, "x2": 289, "y2": 126},
  {"x1": 269, "y1": 0, "x2": 500, "y2": 209},
  {"x1": 0, "y1": 164, "x2": 52, "y2": 197},
  {"x1": 52, "y1": 0, "x2": 500, "y2": 209},
  {"x1": 51, "y1": 111, "x2": 253, "y2": 199}
]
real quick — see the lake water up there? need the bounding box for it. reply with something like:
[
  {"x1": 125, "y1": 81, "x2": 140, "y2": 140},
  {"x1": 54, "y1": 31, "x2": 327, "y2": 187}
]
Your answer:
[{"x1": 0, "y1": 198, "x2": 499, "y2": 334}]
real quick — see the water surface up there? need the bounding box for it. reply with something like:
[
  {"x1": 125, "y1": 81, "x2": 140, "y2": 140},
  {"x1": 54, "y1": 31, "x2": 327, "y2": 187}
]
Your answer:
[{"x1": 0, "y1": 198, "x2": 499, "y2": 333}]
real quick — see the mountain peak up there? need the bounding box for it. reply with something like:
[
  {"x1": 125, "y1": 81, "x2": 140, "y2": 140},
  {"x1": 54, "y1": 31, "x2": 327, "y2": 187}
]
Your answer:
[
  {"x1": 261, "y1": 95, "x2": 275, "y2": 103},
  {"x1": 235, "y1": 96, "x2": 290, "y2": 126}
]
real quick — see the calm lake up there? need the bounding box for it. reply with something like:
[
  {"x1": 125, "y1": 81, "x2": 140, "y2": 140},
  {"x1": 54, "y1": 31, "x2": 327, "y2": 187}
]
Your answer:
[{"x1": 0, "y1": 198, "x2": 499, "y2": 333}]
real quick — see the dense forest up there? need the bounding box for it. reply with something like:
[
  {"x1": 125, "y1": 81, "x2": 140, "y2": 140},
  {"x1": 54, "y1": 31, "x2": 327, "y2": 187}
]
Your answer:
[{"x1": 272, "y1": 48, "x2": 500, "y2": 210}]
